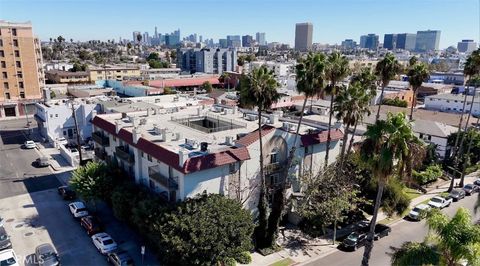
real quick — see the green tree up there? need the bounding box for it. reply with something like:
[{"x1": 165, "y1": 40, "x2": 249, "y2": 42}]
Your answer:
[
  {"x1": 147, "y1": 52, "x2": 159, "y2": 61},
  {"x1": 407, "y1": 62, "x2": 430, "y2": 120},
  {"x1": 360, "y1": 112, "x2": 417, "y2": 266},
  {"x1": 239, "y1": 66, "x2": 280, "y2": 249},
  {"x1": 136, "y1": 33, "x2": 142, "y2": 44},
  {"x1": 374, "y1": 53, "x2": 402, "y2": 121},
  {"x1": 390, "y1": 208, "x2": 480, "y2": 266},
  {"x1": 324, "y1": 51, "x2": 350, "y2": 168},
  {"x1": 70, "y1": 161, "x2": 114, "y2": 208},
  {"x1": 153, "y1": 194, "x2": 254, "y2": 265},
  {"x1": 201, "y1": 81, "x2": 213, "y2": 93},
  {"x1": 237, "y1": 55, "x2": 246, "y2": 66}
]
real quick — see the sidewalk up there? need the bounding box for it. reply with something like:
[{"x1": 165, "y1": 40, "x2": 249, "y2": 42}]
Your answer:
[
  {"x1": 35, "y1": 141, "x2": 76, "y2": 172},
  {"x1": 246, "y1": 171, "x2": 480, "y2": 266}
]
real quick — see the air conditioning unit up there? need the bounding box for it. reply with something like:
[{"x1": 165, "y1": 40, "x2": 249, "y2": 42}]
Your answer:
[
  {"x1": 154, "y1": 126, "x2": 162, "y2": 135},
  {"x1": 245, "y1": 114, "x2": 257, "y2": 121},
  {"x1": 261, "y1": 117, "x2": 268, "y2": 124},
  {"x1": 225, "y1": 136, "x2": 234, "y2": 146}
]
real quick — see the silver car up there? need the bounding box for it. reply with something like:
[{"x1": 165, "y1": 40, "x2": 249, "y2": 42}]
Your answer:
[{"x1": 35, "y1": 243, "x2": 60, "y2": 266}]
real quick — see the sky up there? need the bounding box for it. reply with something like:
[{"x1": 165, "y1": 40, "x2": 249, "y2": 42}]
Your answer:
[{"x1": 0, "y1": 0, "x2": 478, "y2": 48}]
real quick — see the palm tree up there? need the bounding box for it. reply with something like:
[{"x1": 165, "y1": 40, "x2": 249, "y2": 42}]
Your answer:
[
  {"x1": 459, "y1": 115, "x2": 480, "y2": 187},
  {"x1": 360, "y1": 112, "x2": 417, "y2": 266},
  {"x1": 346, "y1": 67, "x2": 377, "y2": 156},
  {"x1": 263, "y1": 53, "x2": 327, "y2": 247},
  {"x1": 334, "y1": 82, "x2": 371, "y2": 165},
  {"x1": 374, "y1": 53, "x2": 402, "y2": 121},
  {"x1": 390, "y1": 208, "x2": 480, "y2": 266},
  {"x1": 407, "y1": 62, "x2": 430, "y2": 120},
  {"x1": 324, "y1": 52, "x2": 350, "y2": 168},
  {"x1": 239, "y1": 66, "x2": 280, "y2": 249}
]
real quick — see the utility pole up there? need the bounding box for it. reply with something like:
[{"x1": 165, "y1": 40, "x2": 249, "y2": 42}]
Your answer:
[{"x1": 71, "y1": 101, "x2": 83, "y2": 165}]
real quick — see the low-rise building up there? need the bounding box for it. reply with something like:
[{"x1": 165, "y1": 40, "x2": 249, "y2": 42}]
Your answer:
[
  {"x1": 141, "y1": 68, "x2": 181, "y2": 80},
  {"x1": 45, "y1": 70, "x2": 90, "y2": 84},
  {"x1": 89, "y1": 65, "x2": 141, "y2": 82},
  {"x1": 425, "y1": 93, "x2": 480, "y2": 115}
]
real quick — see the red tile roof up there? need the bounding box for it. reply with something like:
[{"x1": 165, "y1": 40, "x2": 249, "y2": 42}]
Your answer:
[
  {"x1": 92, "y1": 115, "x2": 250, "y2": 174},
  {"x1": 236, "y1": 125, "x2": 276, "y2": 147},
  {"x1": 300, "y1": 129, "x2": 344, "y2": 146},
  {"x1": 149, "y1": 76, "x2": 220, "y2": 88}
]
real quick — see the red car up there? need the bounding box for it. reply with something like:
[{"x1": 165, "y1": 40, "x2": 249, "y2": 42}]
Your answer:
[{"x1": 80, "y1": 216, "x2": 103, "y2": 236}]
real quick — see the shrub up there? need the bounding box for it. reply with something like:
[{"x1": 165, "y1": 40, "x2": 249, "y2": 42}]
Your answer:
[
  {"x1": 413, "y1": 164, "x2": 443, "y2": 185},
  {"x1": 235, "y1": 251, "x2": 252, "y2": 264},
  {"x1": 382, "y1": 178, "x2": 411, "y2": 217},
  {"x1": 222, "y1": 257, "x2": 237, "y2": 266},
  {"x1": 110, "y1": 184, "x2": 138, "y2": 222},
  {"x1": 382, "y1": 98, "x2": 408, "y2": 108}
]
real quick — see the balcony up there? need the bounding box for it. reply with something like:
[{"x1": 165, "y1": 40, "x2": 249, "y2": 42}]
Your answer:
[
  {"x1": 148, "y1": 166, "x2": 179, "y2": 190},
  {"x1": 265, "y1": 162, "x2": 285, "y2": 175},
  {"x1": 94, "y1": 148, "x2": 107, "y2": 160},
  {"x1": 92, "y1": 131, "x2": 110, "y2": 146},
  {"x1": 115, "y1": 146, "x2": 134, "y2": 164}
]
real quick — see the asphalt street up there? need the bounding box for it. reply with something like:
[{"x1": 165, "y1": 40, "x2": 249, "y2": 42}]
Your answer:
[{"x1": 305, "y1": 193, "x2": 480, "y2": 266}]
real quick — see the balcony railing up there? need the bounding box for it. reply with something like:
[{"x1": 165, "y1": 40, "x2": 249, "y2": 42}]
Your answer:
[
  {"x1": 92, "y1": 131, "x2": 110, "y2": 146},
  {"x1": 94, "y1": 148, "x2": 107, "y2": 160},
  {"x1": 115, "y1": 146, "x2": 134, "y2": 163},
  {"x1": 148, "y1": 166, "x2": 179, "y2": 190}
]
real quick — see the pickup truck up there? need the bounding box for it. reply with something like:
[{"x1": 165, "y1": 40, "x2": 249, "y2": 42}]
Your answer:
[{"x1": 428, "y1": 196, "x2": 452, "y2": 209}]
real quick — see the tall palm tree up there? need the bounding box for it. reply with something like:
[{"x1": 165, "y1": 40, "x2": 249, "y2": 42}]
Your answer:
[
  {"x1": 239, "y1": 66, "x2": 280, "y2": 249},
  {"x1": 407, "y1": 62, "x2": 430, "y2": 120},
  {"x1": 334, "y1": 82, "x2": 371, "y2": 165},
  {"x1": 324, "y1": 52, "x2": 350, "y2": 168},
  {"x1": 346, "y1": 67, "x2": 377, "y2": 156},
  {"x1": 264, "y1": 52, "x2": 327, "y2": 247},
  {"x1": 360, "y1": 112, "x2": 417, "y2": 266},
  {"x1": 375, "y1": 53, "x2": 402, "y2": 121},
  {"x1": 390, "y1": 208, "x2": 480, "y2": 266},
  {"x1": 459, "y1": 115, "x2": 480, "y2": 187}
]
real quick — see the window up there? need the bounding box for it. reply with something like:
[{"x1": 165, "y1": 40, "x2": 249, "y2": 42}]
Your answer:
[
  {"x1": 16, "y1": 61, "x2": 21, "y2": 68},
  {"x1": 0, "y1": 51, "x2": 4, "y2": 57},
  {"x1": 12, "y1": 28, "x2": 17, "y2": 36},
  {"x1": 229, "y1": 163, "x2": 236, "y2": 174},
  {"x1": 55, "y1": 114, "x2": 59, "y2": 118},
  {"x1": 147, "y1": 154, "x2": 152, "y2": 162},
  {"x1": 270, "y1": 152, "x2": 278, "y2": 164},
  {"x1": 17, "y1": 71, "x2": 22, "y2": 78},
  {"x1": 19, "y1": 92, "x2": 25, "y2": 98},
  {"x1": 63, "y1": 131, "x2": 66, "y2": 136},
  {"x1": 18, "y1": 81, "x2": 24, "y2": 88},
  {"x1": 50, "y1": 114, "x2": 53, "y2": 118},
  {"x1": 14, "y1": 50, "x2": 19, "y2": 57},
  {"x1": 2, "y1": 72, "x2": 6, "y2": 78},
  {"x1": 140, "y1": 151, "x2": 144, "y2": 158},
  {"x1": 0, "y1": 61, "x2": 5, "y2": 68},
  {"x1": 5, "y1": 92, "x2": 10, "y2": 99},
  {"x1": 113, "y1": 136, "x2": 116, "y2": 141},
  {"x1": 13, "y1": 40, "x2": 18, "y2": 47}
]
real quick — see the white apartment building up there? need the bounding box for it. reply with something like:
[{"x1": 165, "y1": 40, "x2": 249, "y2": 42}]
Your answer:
[
  {"x1": 91, "y1": 104, "x2": 343, "y2": 209},
  {"x1": 34, "y1": 98, "x2": 102, "y2": 144},
  {"x1": 413, "y1": 120, "x2": 457, "y2": 158},
  {"x1": 425, "y1": 93, "x2": 480, "y2": 116}
]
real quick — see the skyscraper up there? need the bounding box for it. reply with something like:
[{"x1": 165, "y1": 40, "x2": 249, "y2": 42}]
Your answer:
[
  {"x1": 396, "y1": 33, "x2": 417, "y2": 51},
  {"x1": 242, "y1": 35, "x2": 253, "y2": 47},
  {"x1": 177, "y1": 48, "x2": 237, "y2": 74},
  {"x1": 132, "y1": 31, "x2": 141, "y2": 43},
  {"x1": 415, "y1": 30, "x2": 441, "y2": 52},
  {"x1": 219, "y1": 39, "x2": 228, "y2": 48},
  {"x1": 359, "y1": 34, "x2": 379, "y2": 50},
  {"x1": 255, "y1": 32, "x2": 266, "y2": 46},
  {"x1": 457, "y1": 40, "x2": 477, "y2": 53},
  {"x1": 383, "y1": 34, "x2": 397, "y2": 50},
  {"x1": 226, "y1": 35, "x2": 241, "y2": 48},
  {"x1": 0, "y1": 20, "x2": 44, "y2": 118},
  {"x1": 341, "y1": 39, "x2": 357, "y2": 50},
  {"x1": 295, "y1": 22, "x2": 313, "y2": 52}
]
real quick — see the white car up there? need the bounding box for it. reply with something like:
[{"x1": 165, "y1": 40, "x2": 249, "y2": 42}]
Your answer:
[
  {"x1": 91, "y1": 233, "x2": 117, "y2": 255},
  {"x1": 24, "y1": 140, "x2": 36, "y2": 149},
  {"x1": 428, "y1": 196, "x2": 452, "y2": 209},
  {"x1": 68, "y1": 202, "x2": 89, "y2": 218},
  {"x1": 408, "y1": 204, "x2": 431, "y2": 221},
  {"x1": 0, "y1": 249, "x2": 19, "y2": 266}
]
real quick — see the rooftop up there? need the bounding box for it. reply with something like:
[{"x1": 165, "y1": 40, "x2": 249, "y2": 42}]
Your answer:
[{"x1": 426, "y1": 93, "x2": 479, "y2": 103}]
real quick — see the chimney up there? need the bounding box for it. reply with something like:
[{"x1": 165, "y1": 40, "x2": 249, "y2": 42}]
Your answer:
[
  {"x1": 115, "y1": 121, "x2": 121, "y2": 133},
  {"x1": 178, "y1": 149, "x2": 189, "y2": 167},
  {"x1": 132, "y1": 128, "x2": 141, "y2": 144}
]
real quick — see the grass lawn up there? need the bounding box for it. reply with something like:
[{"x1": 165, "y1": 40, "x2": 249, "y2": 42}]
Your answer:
[
  {"x1": 269, "y1": 258, "x2": 294, "y2": 266},
  {"x1": 404, "y1": 187, "x2": 422, "y2": 200}
]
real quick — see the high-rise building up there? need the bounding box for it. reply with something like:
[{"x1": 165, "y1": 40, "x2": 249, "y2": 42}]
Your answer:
[
  {"x1": 132, "y1": 31, "x2": 141, "y2": 43},
  {"x1": 154, "y1": 26, "x2": 158, "y2": 38},
  {"x1": 255, "y1": 32, "x2": 266, "y2": 46},
  {"x1": 227, "y1": 35, "x2": 241, "y2": 48},
  {"x1": 359, "y1": 34, "x2": 379, "y2": 50},
  {"x1": 396, "y1": 33, "x2": 416, "y2": 51},
  {"x1": 457, "y1": 39, "x2": 477, "y2": 53},
  {"x1": 295, "y1": 22, "x2": 313, "y2": 52},
  {"x1": 177, "y1": 48, "x2": 237, "y2": 74},
  {"x1": 242, "y1": 35, "x2": 253, "y2": 47},
  {"x1": 415, "y1": 30, "x2": 441, "y2": 52},
  {"x1": 341, "y1": 39, "x2": 357, "y2": 50},
  {"x1": 383, "y1": 34, "x2": 397, "y2": 50},
  {"x1": 0, "y1": 20, "x2": 44, "y2": 118},
  {"x1": 219, "y1": 39, "x2": 228, "y2": 48},
  {"x1": 143, "y1": 32, "x2": 150, "y2": 45}
]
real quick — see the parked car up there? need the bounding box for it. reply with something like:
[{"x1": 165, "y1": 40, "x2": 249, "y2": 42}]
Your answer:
[
  {"x1": 0, "y1": 249, "x2": 19, "y2": 266},
  {"x1": 57, "y1": 138, "x2": 68, "y2": 146},
  {"x1": 57, "y1": 186, "x2": 76, "y2": 200},
  {"x1": 449, "y1": 189, "x2": 466, "y2": 201},
  {"x1": 428, "y1": 196, "x2": 452, "y2": 209},
  {"x1": 92, "y1": 233, "x2": 117, "y2": 255},
  {"x1": 463, "y1": 184, "x2": 479, "y2": 195},
  {"x1": 373, "y1": 224, "x2": 391, "y2": 240},
  {"x1": 35, "y1": 157, "x2": 50, "y2": 167},
  {"x1": 340, "y1": 231, "x2": 367, "y2": 251},
  {"x1": 0, "y1": 227, "x2": 12, "y2": 251},
  {"x1": 80, "y1": 216, "x2": 103, "y2": 236},
  {"x1": 35, "y1": 243, "x2": 60, "y2": 266},
  {"x1": 68, "y1": 202, "x2": 88, "y2": 218},
  {"x1": 408, "y1": 204, "x2": 431, "y2": 221},
  {"x1": 23, "y1": 140, "x2": 36, "y2": 149},
  {"x1": 474, "y1": 179, "x2": 480, "y2": 186},
  {"x1": 107, "y1": 250, "x2": 134, "y2": 266}
]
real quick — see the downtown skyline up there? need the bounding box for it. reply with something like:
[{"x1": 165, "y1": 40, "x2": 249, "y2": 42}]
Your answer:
[{"x1": 0, "y1": 0, "x2": 478, "y2": 48}]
